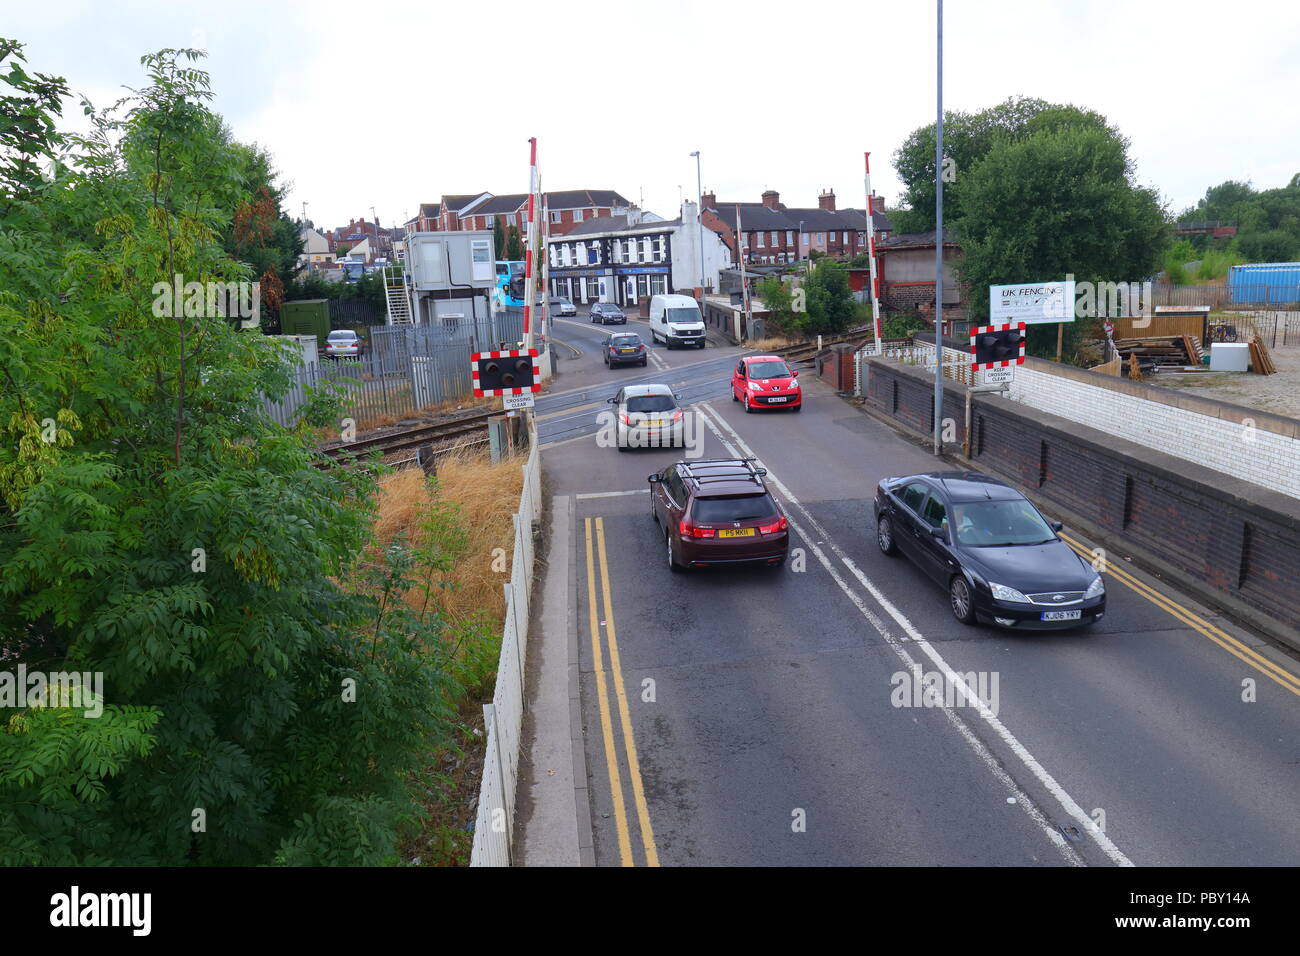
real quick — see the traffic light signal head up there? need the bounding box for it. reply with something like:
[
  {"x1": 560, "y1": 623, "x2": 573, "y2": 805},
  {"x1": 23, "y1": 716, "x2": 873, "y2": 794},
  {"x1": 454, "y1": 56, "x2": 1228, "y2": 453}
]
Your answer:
[
  {"x1": 472, "y1": 348, "x2": 539, "y2": 395},
  {"x1": 970, "y1": 323, "x2": 1026, "y2": 369}
]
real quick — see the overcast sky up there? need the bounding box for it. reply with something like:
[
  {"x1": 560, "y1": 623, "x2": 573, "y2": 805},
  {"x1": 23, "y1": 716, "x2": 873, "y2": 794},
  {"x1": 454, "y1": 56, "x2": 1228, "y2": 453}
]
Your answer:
[{"x1": 10, "y1": 0, "x2": 1298, "y2": 230}]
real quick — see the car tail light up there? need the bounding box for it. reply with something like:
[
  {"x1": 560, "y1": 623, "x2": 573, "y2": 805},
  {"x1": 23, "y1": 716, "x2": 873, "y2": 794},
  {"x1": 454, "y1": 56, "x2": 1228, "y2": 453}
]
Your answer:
[
  {"x1": 759, "y1": 516, "x2": 788, "y2": 534},
  {"x1": 679, "y1": 519, "x2": 714, "y2": 538},
  {"x1": 618, "y1": 412, "x2": 631, "y2": 425}
]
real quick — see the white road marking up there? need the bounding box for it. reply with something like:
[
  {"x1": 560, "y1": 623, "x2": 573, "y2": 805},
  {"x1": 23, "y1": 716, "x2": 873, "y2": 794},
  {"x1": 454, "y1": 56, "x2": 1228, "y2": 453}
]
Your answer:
[
  {"x1": 695, "y1": 402, "x2": 1133, "y2": 867},
  {"x1": 575, "y1": 489, "x2": 650, "y2": 500}
]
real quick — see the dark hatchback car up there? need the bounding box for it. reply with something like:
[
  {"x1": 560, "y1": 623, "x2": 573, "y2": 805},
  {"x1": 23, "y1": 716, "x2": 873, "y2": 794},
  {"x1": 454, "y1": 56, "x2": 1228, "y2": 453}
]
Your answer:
[
  {"x1": 873, "y1": 472, "x2": 1105, "y2": 629},
  {"x1": 650, "y1": 459, "x2": 789, "y2": 571},
  {"x1": 604, "y1": 331, "x2": 648, "y2": 367},
  {"x1": 590, "y1": 302, "x2": 626, "y2": 325}
]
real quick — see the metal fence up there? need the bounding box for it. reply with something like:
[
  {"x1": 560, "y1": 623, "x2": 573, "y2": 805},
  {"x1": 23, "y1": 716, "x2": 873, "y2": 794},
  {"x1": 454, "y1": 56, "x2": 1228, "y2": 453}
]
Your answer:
[
  {"x1": 329, "y1": 297, "x2": 385, "y2": 328},
  {"x1": 855, "y1": 340, "x2": 973, "y2": 394},
  {"x1": 1213, "y1": 310, "x2": 1300, "y2": 347},
  {"x1": 1150, "y1": 283, "x2": 1300, "y2": 309},
  {"x1": 470, "y1": 423, "x2": 542, "y2": 867}
]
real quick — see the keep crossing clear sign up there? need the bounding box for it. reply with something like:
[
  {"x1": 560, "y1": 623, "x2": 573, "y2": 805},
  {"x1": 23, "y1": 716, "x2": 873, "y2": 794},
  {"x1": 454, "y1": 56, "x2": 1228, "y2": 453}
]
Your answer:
[
  {"x1": 982, "y1": 365, "x2": 1014, "y2": 385},
  {"x1": 503, "y1": 392, "x2": 535, "y2": 410}
]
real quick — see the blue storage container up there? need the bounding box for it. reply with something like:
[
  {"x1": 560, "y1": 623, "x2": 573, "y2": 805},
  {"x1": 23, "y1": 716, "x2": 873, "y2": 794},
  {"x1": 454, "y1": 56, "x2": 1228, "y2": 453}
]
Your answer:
[{"x1": 1228, "y1": 262, "x2": 1300, "y2": 305}]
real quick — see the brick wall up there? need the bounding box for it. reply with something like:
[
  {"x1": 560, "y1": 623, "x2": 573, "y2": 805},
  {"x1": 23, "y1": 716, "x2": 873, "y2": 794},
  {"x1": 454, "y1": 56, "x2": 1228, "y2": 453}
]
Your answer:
[{"x1": 862, "y1": 358, "x2": 1300, "y2": 635}]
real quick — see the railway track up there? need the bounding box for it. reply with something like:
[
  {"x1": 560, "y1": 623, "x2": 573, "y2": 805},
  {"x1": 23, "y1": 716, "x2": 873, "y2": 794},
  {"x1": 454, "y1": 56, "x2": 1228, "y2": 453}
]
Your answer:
[{"x1": 321, "y1": 411, "x2": 496, "y2": 464}]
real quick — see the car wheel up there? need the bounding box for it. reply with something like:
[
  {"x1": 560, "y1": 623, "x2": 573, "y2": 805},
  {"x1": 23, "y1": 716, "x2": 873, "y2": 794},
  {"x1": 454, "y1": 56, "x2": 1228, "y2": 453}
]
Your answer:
[
  {"x1": 792, "y1": 402, "x2": 802, "y2": 413},
  {"x1": 732, "y1": 386, "x2": 739, "y2": 402},
  {"x1": 640, "y1": 359, "x2": 647, "y2": 367},
  {"x1": 743, "y1": 393, "x2": 753, "y2": 413},
  {"x1": 698, "y1": 341, "x2": 706, "y2": 349},
  {"x1": 667, "y1": 530, "x2": 684, "y2": 573},
  {"x1": 651, "y1": 495, "x2": 659, "y2": 523},
  {"x1": 950, "y1": 575, "x2": 976, "y2": 625},
  {"x1": 877, "y1": 515, "x2": 898, "y2": 556}
]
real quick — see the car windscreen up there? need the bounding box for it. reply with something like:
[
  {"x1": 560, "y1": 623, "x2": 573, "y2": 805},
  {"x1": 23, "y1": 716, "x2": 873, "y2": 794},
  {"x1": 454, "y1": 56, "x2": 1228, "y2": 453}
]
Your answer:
[
  {"x1": 951, "y1": 499, "x2": 1056, "y2": 547},
  {"x1": 747, "y1": 361, "x2": 791, "y2": 379},
  {"x1": 665, "y1": 307, "x2": 701, "y2": 324},
  {"x1": 600, "y1": 304, "x2": 622, "y2": 312},
  {"x1": 625, "y1": 395, "x2": 675, "y2": 413},
  {"x1": 691, "y1": 493, "x2": 777, "y2": 523}
]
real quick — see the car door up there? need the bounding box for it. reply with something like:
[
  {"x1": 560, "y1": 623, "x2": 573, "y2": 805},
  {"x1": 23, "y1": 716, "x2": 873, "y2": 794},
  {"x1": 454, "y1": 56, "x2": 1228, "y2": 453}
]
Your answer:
[
  {"x1": 892, "y1": 481, "x2": 931, "y2": 560},
  {"x1": 732, "y1": 360, "x2": 746, "y2": 399},
  {"x1": 915, "y1": 491, "x2": 958, "y2": 584},
  {"x1": 659, "y1": 468, "x2": 686, "y2": 532}
]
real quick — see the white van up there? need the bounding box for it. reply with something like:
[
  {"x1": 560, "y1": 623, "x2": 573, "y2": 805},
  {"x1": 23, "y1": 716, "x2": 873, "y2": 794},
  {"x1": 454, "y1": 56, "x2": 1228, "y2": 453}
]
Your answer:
[{"x1": 648, "y1": 293, "x2": 707, "y2": 349}]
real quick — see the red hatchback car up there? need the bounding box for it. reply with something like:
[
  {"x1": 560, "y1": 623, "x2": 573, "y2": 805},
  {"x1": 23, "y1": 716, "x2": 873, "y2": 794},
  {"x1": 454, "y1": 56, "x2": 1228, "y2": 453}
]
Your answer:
[
  {"x1": 731, "y1": 355, "x2": 802, "y2": 412},
  {"x1": 649, "y1": 458, "x2": 790, "y2": 571}
]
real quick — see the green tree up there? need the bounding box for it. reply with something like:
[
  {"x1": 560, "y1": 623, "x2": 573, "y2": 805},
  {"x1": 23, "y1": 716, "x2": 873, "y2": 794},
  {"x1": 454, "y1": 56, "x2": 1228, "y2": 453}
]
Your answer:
[
  {"x1": 755, "y1": 276, "x2": 794, "y2": 332},
  {"x1": 957, "y1": 122, "x2": 1166, "y2": 359},
  {"x1": 1237, "y1": 229, "x2": 1297, "y2": 263},
  {"x1": 890, "y1": 97, "x2": 1119, "y2": 233},
  {"x1": 505, "y1": 224, "x2": 524, "y2": 260},
  {"x1": 0, "y1": 42, "x2": 451, "y2": 865},
  {"x1": 492, "y1": 217, "x2": 505, "y2": 259},
  {"x1": 801, "y1": 259, "x2": 855, "y2": 334}
]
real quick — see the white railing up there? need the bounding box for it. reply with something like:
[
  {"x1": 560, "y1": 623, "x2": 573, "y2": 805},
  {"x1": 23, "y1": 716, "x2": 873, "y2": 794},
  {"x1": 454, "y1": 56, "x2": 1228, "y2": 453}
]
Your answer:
[
  {"x1": 470, "y1": 420, "x2": 542, "y2": 866},
  {"x1": 855, "y1": 339, "x2": 974, "y2": 395}
]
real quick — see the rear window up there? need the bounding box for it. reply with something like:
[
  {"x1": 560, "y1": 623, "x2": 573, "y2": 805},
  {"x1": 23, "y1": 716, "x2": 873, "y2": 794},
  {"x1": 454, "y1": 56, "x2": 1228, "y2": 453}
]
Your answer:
[
  {"x1": 328, "y1": 331, "x2": 357, "y2": 340},
  {"x1": 626, "y1": 395, "x2": 675, "y2": 413},
  {"x1": 611, "y1": 335, "x2": 641, "y2": 346},
  {"x1": 691, "y1": 493, "x2": 777, "y2": 523}
]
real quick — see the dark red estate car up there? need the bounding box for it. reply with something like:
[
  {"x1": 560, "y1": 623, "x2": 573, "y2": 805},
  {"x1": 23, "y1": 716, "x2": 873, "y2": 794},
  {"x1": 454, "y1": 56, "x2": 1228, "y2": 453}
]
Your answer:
[{"x1": 649, "y1": 459, "x2": 789, "y2": 571}]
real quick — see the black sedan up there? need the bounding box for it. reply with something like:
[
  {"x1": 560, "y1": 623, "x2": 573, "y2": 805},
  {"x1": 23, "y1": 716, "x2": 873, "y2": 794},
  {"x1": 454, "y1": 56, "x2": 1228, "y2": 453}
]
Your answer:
[
  {"x1": 590, "y1": 303, "x2": 626, "y2": 324},
  {"x1": 873, "y1": 472, "x2": 1105, "y2": 630},
  {"x1": 604, "y1": 332, "x2": 649, "y2": 367}
]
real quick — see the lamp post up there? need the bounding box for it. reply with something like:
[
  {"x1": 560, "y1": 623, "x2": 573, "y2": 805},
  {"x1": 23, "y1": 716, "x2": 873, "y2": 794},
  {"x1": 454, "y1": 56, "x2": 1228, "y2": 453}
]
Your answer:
[
  {"x1": 690, "y1": 151, "x2": 705, "y2": 296},
  {"x1": 933, "y1": 0, "x2": 945, "y2": 456}
]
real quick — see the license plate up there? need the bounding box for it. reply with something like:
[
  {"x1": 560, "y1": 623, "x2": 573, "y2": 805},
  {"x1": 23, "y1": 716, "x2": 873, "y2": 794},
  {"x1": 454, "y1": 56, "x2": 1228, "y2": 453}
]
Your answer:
[
  {"x1": 1041, "y1": 610, "x2": 1082, "y2": 621},
  {"x1": 619, "y1": 348, "x2": 636, "y2": 353},
  {"x1": 768, "y1": 396, "x2": 788, "y2": 403},
  {"x1": 718, "y1": 528, "x2": 755, "y2": 538}
]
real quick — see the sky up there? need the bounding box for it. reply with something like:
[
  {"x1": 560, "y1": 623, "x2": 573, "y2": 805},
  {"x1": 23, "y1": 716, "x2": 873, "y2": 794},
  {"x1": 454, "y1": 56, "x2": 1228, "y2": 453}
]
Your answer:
[{"x1": 8, "y1": 0, "x2": 1298, "y2": 231}]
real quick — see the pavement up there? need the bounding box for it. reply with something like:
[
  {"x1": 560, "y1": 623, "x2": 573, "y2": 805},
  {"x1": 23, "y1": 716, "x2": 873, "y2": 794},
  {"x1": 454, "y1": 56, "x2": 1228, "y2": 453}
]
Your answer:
[{"x1": 513, "y1": 320, "x2": 1300, "y2": 866}]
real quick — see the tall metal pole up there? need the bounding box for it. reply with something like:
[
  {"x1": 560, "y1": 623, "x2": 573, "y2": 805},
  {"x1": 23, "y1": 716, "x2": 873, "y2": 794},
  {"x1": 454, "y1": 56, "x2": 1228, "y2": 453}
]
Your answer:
[
  {"x1": 933, "y1": 0, "x2": 945, "y2": 456},
  {"x1": 864, "y1": 151, "x2": 882, "y2": 355},
  {"x1": 691, "y1": 151, "x2": 705, "y2": 296},
  {"x1": 736, "y1": 205, "x2": 752, "y2": 331}
]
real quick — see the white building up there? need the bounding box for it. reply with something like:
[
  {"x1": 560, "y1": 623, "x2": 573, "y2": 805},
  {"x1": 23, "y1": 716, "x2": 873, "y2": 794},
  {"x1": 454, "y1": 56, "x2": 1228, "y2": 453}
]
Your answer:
[{"x1": 545, "y1": 202, "x2": 732, "y2": 306}]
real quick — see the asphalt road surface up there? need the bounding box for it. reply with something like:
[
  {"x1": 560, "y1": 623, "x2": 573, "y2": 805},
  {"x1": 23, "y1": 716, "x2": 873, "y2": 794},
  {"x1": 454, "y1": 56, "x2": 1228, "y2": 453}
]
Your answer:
[{"x1": 537, "y1": 337, "x2": 1300, "y2": 867}]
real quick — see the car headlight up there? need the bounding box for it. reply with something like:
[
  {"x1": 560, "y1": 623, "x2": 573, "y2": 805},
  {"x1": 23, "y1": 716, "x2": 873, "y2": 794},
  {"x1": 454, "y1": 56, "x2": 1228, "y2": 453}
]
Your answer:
[
  {"x1": 748, "y1": 382, "x2": 761, "y2": 391},
  {"x1": 1085, "y1": 575, "x2": 1105, "y2": 599},
  {"x1": 989, "y1": 582, "x2": 1032, "y2": 603}
]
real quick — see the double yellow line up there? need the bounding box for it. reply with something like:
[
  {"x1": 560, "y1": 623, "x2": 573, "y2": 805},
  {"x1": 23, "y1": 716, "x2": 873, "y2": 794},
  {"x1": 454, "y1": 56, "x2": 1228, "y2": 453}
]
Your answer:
[
  {"x1": 584, "y1": 516, "x2": 660, "y2": 866},
  {"x1": 1060, "y1": 532, "x2": 1300, "y2": 697}
]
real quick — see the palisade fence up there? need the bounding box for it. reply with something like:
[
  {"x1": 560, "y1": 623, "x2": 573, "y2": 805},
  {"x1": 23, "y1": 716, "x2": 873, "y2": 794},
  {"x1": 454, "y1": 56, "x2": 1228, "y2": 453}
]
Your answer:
[
  {"x1": 471, "y1": 420, "x2": 542, "y2": 867},
  {"x1": 261, "y1": 312, "x2": 528, "y2": 427},
  {"x1": 855, "y1": 339, "x2": 973, "y2": 394}
]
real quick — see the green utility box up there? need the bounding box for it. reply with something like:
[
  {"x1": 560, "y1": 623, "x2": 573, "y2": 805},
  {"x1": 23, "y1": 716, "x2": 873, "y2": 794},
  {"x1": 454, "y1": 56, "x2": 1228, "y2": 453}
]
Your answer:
[{"x1": 280, "y1": 299, "x2": 331, "y2": 346}]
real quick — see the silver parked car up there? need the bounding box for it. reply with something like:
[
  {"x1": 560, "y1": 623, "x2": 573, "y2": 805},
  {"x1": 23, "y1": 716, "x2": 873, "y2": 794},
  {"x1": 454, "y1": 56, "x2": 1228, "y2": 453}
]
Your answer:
[
  {"x1": 605, "y1": 383, "x2": 684, "y2": 451},
  {"x1": 550, "y1": 296, "x2": 577, "y2": 316},
  {"x1": 324, "y1": 329, "x2": 362, "y2": 359}
]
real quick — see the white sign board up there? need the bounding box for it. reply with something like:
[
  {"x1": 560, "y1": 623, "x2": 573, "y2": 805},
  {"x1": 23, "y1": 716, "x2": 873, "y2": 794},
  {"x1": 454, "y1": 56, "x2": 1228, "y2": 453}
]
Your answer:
[
  {"x1": 982, "y1": 365, "x2": 1014, "y2": 385},
  {"x1": 990, "y1": 280, "x2": 1076, "y2": 325},
  {"x1": 502, "y1": 392, "x2": 536, "y2": 410}
]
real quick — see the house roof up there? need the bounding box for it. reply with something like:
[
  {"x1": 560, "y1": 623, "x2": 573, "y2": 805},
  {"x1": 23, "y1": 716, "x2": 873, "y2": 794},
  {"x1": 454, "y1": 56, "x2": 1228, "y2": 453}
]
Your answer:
[
  {"x1": 561, "y1": 215, "x2": 683, "y2": 238},
  {"x1": 471, "y1": 193, "x2": 530, "y2": 215},
  {"x1": 705, "y1": 203, "x2": 890, "y2": 234},
  {"x1": 878, "y1": 229, "x2": 961, "y2": 250},
  {"x1": 418, "y1": 202, "x2": 441, "y2": 218},
  {"x1": 545, "y1": 188, "x2": 631, "y2": 209},
  {"x1": 441, "y1": 193, "x2": 489, "y2": 212}
]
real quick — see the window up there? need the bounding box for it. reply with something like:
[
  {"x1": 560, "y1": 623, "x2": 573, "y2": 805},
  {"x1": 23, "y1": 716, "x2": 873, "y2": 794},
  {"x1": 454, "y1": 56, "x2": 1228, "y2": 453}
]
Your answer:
[
  {"x1": 641, "y1": 238, "x2": 652, "y2": 262},
  {"x1": 574, "y1": 209, "x2": 584, "y2": 222},
  {"x1": 829, "y1": 231, "x2": 837, "y2": 242},
  {"x1": 900, "y1": 482, "x2": 928, "y2": 513},
  {"x1": 650, "y1": 274, "x2": 667, "y2": 295},
  {"x1": 550, "y1": 210, "x2": 561, "y2": 224},
  {"x1": 786, "y1": 230, "x2": 794, "y2": 245},
  {"x1": 576, "y1": 242, "x2": 586, "y2": 264},
  {"x1": 921, "y1": 494, "x2": 948, "y2": 530},
  {"x1": 756, "y1": 232, "x2": 765, "y2": 248},
  {"x1": 770, "y1": 231, "x2": 778, "y2": 246},
  {"x1": 692, "y1": 493, "x2": 779, "y2": 523},
  {"x1": 655, "y1": 236, "x2": 665, "y2": 260},
  {"x1": 817, "y1": 232, "x2": 824, "y2": 243},
  {"x1": 485, "y1": 215, "x2": 494, "y2": 229}
]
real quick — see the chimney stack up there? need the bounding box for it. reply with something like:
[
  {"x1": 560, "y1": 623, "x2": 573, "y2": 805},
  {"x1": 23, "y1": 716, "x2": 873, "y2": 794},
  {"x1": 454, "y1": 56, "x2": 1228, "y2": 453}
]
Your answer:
[
  {"x1": 818, "y1": 189, "x2": 836, "y2": 211},
  {"x1": 761, "y1": 189, "x2": 781, "y2": 210},
  {"x1": 701, "y1": 190, "x2": 717, "y2": 210}
]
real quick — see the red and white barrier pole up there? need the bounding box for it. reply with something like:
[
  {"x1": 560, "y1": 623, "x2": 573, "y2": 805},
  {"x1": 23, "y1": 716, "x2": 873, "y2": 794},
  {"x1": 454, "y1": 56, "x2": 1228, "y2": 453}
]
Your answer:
[
  {"x1": 523, "y1": 137, "x2": 539, "y2": 351},
  {"x1": 865, "y1": 151, "x2": 883, "y2": 354}
]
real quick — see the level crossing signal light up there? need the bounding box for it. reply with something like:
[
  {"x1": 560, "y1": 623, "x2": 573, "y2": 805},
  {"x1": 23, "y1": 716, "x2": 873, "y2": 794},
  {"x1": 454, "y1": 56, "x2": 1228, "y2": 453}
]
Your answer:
[
  {"x1": 970, "y1": 322, "x2": 1027, "y2": 370},
  {"x1": 472, "y1": 348, "x2": 540, "y2": 396}
]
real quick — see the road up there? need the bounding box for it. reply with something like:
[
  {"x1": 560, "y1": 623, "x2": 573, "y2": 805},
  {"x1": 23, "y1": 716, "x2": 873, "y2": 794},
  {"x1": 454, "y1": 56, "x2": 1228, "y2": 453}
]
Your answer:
[{"x1": 534, "y1": 326, "x2": 1300, "y2": 866}]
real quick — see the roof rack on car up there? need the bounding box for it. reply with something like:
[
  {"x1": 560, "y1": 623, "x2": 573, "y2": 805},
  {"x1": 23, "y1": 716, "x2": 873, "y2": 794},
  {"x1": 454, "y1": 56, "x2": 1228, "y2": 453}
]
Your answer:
[{"x1": 678, "y1": 458, "x2": 768, "y2": 483}]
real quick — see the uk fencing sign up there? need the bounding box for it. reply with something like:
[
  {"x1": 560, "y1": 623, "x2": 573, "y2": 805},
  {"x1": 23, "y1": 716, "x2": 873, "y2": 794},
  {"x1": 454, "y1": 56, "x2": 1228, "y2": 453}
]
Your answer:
[{"x1": 989, "y1": 280, "x2": 1076, "y2": 325}]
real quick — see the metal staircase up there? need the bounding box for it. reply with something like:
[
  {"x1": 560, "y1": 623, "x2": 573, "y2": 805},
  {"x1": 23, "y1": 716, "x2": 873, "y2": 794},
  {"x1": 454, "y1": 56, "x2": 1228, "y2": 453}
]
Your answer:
[{"x1": 384, "y1": 267, "x2": 413, "y2": 324}]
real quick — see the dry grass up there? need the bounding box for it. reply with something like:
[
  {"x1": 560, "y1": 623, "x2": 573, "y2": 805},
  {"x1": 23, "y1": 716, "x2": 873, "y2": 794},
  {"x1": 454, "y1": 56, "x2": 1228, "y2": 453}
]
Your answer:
[
  {"x1": 352, "y1": 393, "x2": 497, "y2": 434},
  {"x1": 747, "y1": 335, "x2": 798, "y2": 351},
  {"x1": 371, "y1": 446, "x2": 525, "y2": 629}
]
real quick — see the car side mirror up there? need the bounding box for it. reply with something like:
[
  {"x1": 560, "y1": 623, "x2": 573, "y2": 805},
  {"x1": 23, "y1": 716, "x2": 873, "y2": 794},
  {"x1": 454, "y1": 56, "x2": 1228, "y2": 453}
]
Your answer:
[
  {"x1": 648, "y1": 475, "x2": 660, "y2": 483},
  {"x1": 931, "y1": 526, "x2": 947, "y2": 539},
  {"x1": 607, "y1": 397, "x2": 618, "y2": 404},
  {"x1": 792, "y1": 370, "x2": 799, "y2": 377},
  {"x1": 1049, "y1": 520, "x2": 1063, "y2": 532}
]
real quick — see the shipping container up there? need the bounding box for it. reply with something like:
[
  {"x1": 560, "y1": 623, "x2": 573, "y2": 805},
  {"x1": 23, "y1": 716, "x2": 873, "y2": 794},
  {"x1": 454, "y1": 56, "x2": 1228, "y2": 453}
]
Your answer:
[
  {"x1": 279, "y1": 298, "x2": 331, "y2": 345},
  {"x1": 1227, "y1": 262, "x2": 1300, "y2": 306}
]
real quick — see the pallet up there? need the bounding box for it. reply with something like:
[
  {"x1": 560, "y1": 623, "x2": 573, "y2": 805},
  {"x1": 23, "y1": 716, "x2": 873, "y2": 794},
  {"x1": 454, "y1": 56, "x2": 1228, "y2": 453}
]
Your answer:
[{"x1": 1248, "y1": 335, "x2": 1278, "y2": 375}]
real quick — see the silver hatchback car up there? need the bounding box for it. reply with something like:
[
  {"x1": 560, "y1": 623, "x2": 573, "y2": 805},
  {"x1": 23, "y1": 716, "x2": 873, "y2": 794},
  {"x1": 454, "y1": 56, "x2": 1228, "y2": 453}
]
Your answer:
[{"x1": 606, "y1": 383, "x2": 684, "y2": 451}]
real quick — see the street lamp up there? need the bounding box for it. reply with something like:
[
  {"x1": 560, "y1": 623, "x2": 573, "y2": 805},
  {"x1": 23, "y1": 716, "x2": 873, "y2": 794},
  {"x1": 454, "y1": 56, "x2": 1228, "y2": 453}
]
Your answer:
[{"x1": 690, "y1": 151, "x2": 705, "y2": 296}]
